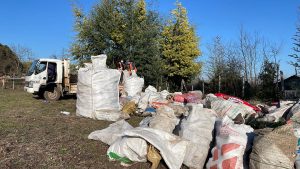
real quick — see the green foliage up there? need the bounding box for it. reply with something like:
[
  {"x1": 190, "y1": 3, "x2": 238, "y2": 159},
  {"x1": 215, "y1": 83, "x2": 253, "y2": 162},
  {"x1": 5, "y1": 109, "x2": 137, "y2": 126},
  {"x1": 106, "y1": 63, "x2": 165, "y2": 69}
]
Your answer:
[
  {"x1": 161, "y1": 2, "x2": 201, "y2": 90},
  {"x1": 258, "y1": 59, "x2": 278, "y2": 101},
  {"x1": 71, "y1": 0, "x2": 163, "y2": 86},
  {"x1": 71, "y1": 0, "x2": 124, "y2": 64},
  {"x1": 0, "y1": 43, "x2": 21, "y2": 75}
]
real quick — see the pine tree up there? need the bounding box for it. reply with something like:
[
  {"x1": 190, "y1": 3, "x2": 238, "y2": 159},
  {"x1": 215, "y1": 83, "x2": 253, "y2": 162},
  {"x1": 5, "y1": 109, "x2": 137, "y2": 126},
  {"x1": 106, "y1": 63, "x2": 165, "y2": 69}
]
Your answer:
[
  {"x1": 161, "y1": 1, "x2": 201, "y2": 90},
  {"x1": 129, "y1": 0, "x2": 163, "y2": 86},
  {"x1": 258, "y1": 59, "x2": 278, "y2": 101}
]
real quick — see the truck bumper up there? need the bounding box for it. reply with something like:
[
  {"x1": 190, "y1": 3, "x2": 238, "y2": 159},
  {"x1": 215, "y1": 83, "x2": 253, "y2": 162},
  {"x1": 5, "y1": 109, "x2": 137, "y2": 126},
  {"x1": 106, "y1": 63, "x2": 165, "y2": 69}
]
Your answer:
[{"x1": 24, "y1": 87, "x2": 35, "y2": 94}]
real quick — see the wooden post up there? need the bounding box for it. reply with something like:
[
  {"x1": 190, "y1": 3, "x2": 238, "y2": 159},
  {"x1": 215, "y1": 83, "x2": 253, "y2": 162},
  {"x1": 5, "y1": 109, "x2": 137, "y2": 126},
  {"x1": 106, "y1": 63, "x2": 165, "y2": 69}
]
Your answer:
[
  {"x1": 1, "y1": 76, "x2": 4, "y2": 90},
  {"x1": 202, "y1": 79, "x2": 205, "y2": 95},
  {"x1": 218, "y1": 75, "x2": 221, "y2": 93},
  {"x1": 242, "y1": 76, "x2": 245, "y2": 98},
  {"x1": 13, "y1": 74, "x2": 15, "y2": 90}
]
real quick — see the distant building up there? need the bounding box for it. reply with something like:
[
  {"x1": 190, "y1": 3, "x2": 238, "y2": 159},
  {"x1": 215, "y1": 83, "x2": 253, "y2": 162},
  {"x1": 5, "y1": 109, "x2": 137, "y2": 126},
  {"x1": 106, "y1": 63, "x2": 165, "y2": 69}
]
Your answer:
[{"x1": 280, "y1": 75, "x2": 300, "y2": 99}]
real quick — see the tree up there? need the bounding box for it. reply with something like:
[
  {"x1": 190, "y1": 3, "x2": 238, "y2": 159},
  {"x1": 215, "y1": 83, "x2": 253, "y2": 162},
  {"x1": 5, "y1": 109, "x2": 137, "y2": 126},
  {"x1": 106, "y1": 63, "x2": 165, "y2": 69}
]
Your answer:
[
  {"x1": 289, "y1": 22, "x2": 300, "y2": 75},
  {"x1": 71, "y1": 0, "x2": 163, "y2": 86},
  {"x1": 223, "y1": 42, "x2": 243, "y2": 97},
  {"x1": 238, "y1": 27, "x2": 261, "y2": 85},
  {"x1": 10, "y1": 44, "x2": 34, "y2": 74},
  {"x1": 206, "y1": 37, "x2": 243, "y2": 96},
  {"x1": 206, "y1": 36, "x2": 226, "y2": 92},
  {"x1": 161, "y1": 1, "x2": 201, "y2": 90},
  {"x1": 0, "y1": 43, "x2": 21, "y2": 75},
  {"x1": 71, "y1": 0, "x2": 124, "y2": 64},
  {"x1": 258, "y1": 58, "x2": 278, "y2": 101},
  {"x1": 121, "y1": 0, "x2": 163, "y2": 86}
]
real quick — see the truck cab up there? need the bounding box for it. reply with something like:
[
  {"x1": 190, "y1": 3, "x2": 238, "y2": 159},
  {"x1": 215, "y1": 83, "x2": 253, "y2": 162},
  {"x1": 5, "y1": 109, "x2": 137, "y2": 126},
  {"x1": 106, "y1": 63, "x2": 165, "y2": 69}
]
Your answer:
[{"x1": 24, "y1": 58, "x2": 77, "y2": 101}]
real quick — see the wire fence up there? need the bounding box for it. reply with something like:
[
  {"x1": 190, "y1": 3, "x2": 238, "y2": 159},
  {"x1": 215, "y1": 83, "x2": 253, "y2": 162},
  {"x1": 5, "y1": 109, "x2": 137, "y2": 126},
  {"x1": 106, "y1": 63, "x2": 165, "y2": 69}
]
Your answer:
[{"x1": 1, "y1": 77, "x2": 25, "y2": 90}]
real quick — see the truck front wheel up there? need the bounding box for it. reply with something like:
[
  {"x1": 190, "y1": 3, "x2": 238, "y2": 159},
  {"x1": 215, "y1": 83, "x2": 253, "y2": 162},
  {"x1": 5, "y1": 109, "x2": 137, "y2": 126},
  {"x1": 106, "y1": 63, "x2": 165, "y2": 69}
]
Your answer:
[{"x1": 44, "y1": 87, "x2": 61, "y2": 101}]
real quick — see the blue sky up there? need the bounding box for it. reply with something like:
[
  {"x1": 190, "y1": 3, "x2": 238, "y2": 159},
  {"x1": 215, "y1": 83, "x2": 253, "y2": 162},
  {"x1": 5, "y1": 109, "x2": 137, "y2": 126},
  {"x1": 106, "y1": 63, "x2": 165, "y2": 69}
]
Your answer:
[{"x1": 0, "y1": 0, "x2": 299, "y2": 77}]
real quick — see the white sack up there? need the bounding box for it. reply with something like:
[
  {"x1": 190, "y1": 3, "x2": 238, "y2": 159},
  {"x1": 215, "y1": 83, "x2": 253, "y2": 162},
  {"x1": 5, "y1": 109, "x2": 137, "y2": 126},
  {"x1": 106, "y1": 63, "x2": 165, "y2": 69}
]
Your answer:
[
  {"x1": 179, "y1": 105, "x2": 216, "y2": 169},
  {"x1": 149, "y1": 105, "x2": 179, "y2": 133},
  {"x1": 88, "y1": 120, "x2": 133, "y2": 145},
  {"x1": 123, "y1": 127, "x2": 189, "y2": 169},
  {"x1": 91, "y1": 54, "x2": 107, "y2": 71},
  {"x1": 107, "y1": 137, "x2": 148, "y2": 163},
  {"x1": 137, "y1": 86, "x2": 162, "y2": 111},
  {"x1": 266, "y1": 104, "x2": 293, "y2": 122},
  {"x1": 124, "y1": 72, "x2": 144, "y2": 97},
  {"x1": 160, "y1": 90, "x2": 170, "y2": 99},
  {"x1": 145, "y1": 85, "x2": 157, "y2": 93}
]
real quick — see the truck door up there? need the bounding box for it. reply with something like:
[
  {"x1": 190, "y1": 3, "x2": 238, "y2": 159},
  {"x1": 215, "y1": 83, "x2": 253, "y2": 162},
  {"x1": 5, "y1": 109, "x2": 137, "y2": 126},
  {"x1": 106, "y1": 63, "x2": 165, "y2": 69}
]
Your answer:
[
  {"x1": 47, "y1": 62, "x2": 57, "y2": 83},
  {"x1": 35, "y1": 61, "x2": 47, "y2": 86}
]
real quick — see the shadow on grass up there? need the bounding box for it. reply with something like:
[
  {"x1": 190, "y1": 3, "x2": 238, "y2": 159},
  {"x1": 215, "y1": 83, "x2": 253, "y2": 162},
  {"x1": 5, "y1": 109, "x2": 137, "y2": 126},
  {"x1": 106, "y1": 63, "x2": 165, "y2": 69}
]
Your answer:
[{"x1": 32, "y1": 94, "x2": 77, "y2": 101}]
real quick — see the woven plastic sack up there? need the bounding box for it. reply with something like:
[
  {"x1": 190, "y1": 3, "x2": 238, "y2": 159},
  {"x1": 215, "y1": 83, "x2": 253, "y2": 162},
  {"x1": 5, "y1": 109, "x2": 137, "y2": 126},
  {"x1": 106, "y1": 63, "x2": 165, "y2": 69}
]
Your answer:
[
  {"x1": 107, "y1": 137, "x2": 148, "y2": 164},
  {"x1": 124, "y1": 72, "x2": 144, "y2": 97},
  {"x1": 91, "y1": 54, "x2": 107, "y2": 71},
  {"x1": 138, "y1": 86, "x2": 162, "y2": 111},
  {"x1": 122, "y1": 127, "x2": 189, "y2": 169},
  {"x1": 179, "y1": 105, "x2": 216, "y2": 169},
  {"x1": 205, "y1": 94, "x2": 256, "y2": 122},
  {"x1": 206, "y1": 116, "x2": 254, "y2": 169},
  {"x1": 249, "y1": 124, "x2": 297, "y2": 169},
  {"x1": 149, "y1": 105, "x2": 179, "y2": 133},
  {"x1": 88, "y1": 120, "x2": 133, "y2": 145}
]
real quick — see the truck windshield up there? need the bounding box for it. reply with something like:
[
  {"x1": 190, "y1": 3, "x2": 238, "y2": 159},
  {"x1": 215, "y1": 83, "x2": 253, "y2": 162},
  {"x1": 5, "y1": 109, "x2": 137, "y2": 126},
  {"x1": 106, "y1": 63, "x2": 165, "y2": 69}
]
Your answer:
[{"x1": 26, "y1": 60, "x2": 38, "y2": 76}]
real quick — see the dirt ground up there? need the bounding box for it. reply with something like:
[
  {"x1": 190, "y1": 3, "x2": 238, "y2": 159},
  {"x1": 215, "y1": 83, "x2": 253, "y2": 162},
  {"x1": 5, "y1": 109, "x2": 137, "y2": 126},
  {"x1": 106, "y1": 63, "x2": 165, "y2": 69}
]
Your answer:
[{"x1": 0, "y1": 89, "x2": 172, "y2": 169}]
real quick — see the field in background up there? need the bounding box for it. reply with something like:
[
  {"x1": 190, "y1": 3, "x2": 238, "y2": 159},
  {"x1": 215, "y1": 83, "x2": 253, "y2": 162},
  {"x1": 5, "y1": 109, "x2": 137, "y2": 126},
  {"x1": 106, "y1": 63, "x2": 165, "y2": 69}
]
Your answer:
[{"x1": 0, "y1": 89, "x2": 169, "y2": 169}]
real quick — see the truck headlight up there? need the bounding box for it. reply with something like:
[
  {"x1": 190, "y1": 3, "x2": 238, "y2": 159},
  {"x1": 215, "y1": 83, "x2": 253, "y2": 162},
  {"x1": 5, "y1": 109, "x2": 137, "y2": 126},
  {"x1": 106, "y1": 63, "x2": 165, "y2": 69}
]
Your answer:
[{"x1": 29, "y1": 81, "x2": 33, "y2": 88}]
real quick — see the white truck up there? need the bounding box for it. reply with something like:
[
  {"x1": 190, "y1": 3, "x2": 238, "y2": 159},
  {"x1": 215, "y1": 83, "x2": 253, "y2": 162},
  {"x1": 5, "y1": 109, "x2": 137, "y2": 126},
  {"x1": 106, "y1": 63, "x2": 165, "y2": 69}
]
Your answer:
[{"x1": 24, "y1": 58, "x2": 77, "y2": 101}]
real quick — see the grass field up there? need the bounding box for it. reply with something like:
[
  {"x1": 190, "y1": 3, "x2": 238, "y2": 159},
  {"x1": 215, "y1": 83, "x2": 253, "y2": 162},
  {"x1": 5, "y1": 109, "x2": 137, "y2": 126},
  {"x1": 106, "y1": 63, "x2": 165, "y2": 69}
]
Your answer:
[{"x1": 0, "y1": 89, "x2": 169, "y2": 169}]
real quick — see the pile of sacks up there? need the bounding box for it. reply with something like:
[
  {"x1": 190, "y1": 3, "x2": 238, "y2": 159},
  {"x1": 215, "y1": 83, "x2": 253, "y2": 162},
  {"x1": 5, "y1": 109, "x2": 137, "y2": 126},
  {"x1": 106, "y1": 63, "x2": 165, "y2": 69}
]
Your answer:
[
  {"x1": 88, "y1": 86, "x2": 300, "y2": 169},
  {"x1": 76, "y1": 56, "x2": 300, "y2": 168}
]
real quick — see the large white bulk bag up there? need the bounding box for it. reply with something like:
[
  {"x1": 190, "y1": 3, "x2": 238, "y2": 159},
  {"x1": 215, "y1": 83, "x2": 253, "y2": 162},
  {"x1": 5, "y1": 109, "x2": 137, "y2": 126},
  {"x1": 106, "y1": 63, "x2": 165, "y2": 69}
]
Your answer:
[{"x1": 76, "y1": 56, "x2": 121, "y2": 121}]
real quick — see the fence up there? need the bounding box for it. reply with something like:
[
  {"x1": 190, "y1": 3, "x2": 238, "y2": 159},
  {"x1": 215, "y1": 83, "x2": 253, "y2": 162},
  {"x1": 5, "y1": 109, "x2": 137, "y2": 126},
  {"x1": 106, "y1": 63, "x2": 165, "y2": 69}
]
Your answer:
[{"x1": 2, "y1": 77, "x2": 25, "y2": 90}]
